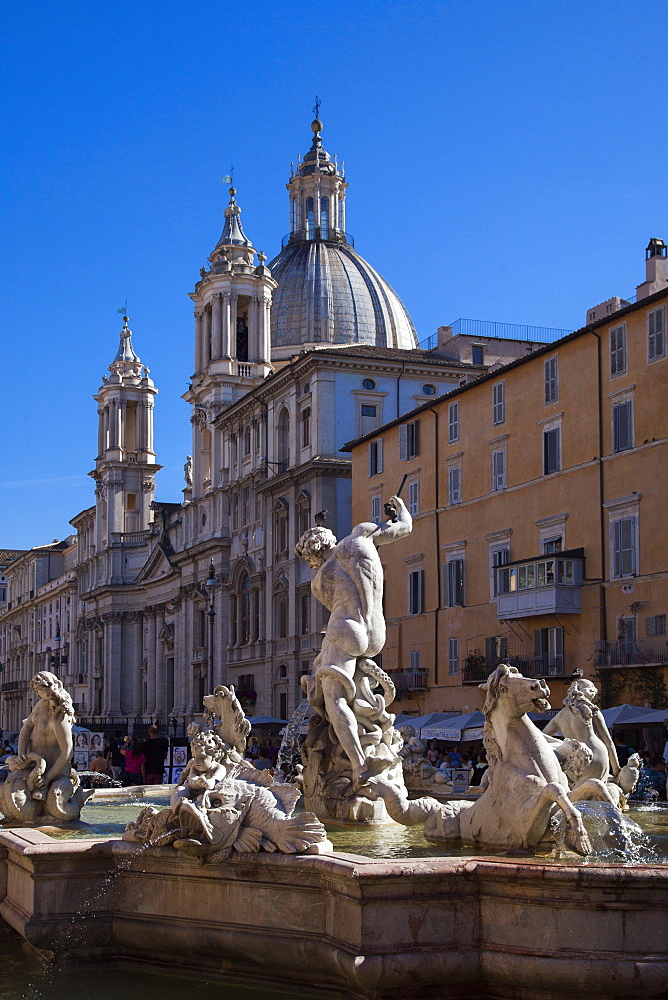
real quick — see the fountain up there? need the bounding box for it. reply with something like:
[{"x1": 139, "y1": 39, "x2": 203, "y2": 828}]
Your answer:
[{"x1": 1, "y1": 499, "x2": 667, "y2": 998}]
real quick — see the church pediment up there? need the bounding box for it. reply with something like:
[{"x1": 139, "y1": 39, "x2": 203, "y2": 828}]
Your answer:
[{"x1": 135, "y1": 542, "x2": 179, "y2": 585}]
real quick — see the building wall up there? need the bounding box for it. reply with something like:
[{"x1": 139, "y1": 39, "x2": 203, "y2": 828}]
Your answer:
[{"x1": 352, "y1": 290, "x2": 668, "y2": 713}]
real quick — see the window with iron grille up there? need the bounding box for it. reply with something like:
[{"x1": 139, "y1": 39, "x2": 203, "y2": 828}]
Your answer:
[
  {"x1": 544, "y1": 357, "x2": 559, "y2": 405},
  {"x1": 610, "y1": 324, "x2": 626, "y2": 378},
  {"x1": 448, "y1": 637, "x2": 459, "y2": 675},
  {"x1": 613, "y1": 400, "x2": 633, "y2": 452},
  {"x1": 448, "y1": 401, "x2": 460, "y2": 443},
  {"x1": 493, "y1": 382, "x2": 505, "y2": 425},
  {"x1": 408, "y1": 569, "x2": 424, "y2": 614},
  {"x1": 648, "y1": 305, "x2": 666, "y2": 363}
]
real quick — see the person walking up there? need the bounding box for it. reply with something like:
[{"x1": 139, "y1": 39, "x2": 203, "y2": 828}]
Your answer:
[
  {"x1": 143, "y1": 725, "x2": 169, "y2": 785},
  {"x1": 105, "y1": 730, "x2": 126, "y2": 783},
  {"x1": 121, "y1": 737, "x2": 146, "y2": 785}
]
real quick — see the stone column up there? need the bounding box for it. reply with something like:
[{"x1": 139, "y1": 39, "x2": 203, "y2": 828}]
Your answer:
[
  {"x1": 194, "y1": 310, "x2": 203, "y2": 374},
  {"x1": 211, "y1": 294, "x2": 222, "y2": 359},
  {"x1": 103, "y1": 613, "x2": 123, "y2": 717},
  {"x1": 204, "y1": 307, "x2": 212, "y2": 367},
  {"x1": 97, "y1": 408, "x2": 105, "y2": 458},
  {"x1": 146, "y1": 610, "x2": 156, "y2": 716},
  {"x1": 154, "y1": 607, "x2": 164, "y2": 723},
  {"x1": 230, "y1": 295, "x2": 238, "y2": 359},
  {"x1": 221, "y1": 293, "x2": 231, "y2": 357},
  {"x1": 132, "y1": 614, "x2": 143, "y2": 716}
]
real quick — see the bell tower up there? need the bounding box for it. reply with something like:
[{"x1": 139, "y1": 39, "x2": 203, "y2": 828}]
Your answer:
[
  {"x1": 184, "y1": 186, "x2": 277, "y2": 499},
  {"x1": 91, "y1": 315, "x2": 160, "y2": 550}
]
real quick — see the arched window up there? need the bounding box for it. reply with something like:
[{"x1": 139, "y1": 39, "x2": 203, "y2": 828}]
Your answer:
[
  {"x1": 320, "y1": 197, "x2": 329, "y2": 239},
  {"x1": 277, "y1": 409, "x2": 290, "y2": 471},
  {"x1": 305, "y1": 197, "x2": 314, "y2": 239},
  {"x1": 278, "y1": 663, "x2": 288, "y2": 679}
]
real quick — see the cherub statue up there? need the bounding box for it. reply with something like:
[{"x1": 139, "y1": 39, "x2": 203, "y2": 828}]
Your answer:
[{"x1": 124, "y1": 686, "x2": 330, "y2": 860}]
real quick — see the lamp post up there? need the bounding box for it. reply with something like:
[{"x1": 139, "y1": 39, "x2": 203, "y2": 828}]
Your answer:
[
  {"x1": 205, "y1": 560, "x2": 217, "y2": 694},
  {"x1": 50, "y1": 622, "x2": 61, "y2": 677}
]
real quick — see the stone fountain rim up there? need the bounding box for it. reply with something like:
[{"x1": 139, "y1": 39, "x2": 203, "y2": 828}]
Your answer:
[{"x1": 2, "y1": 827, "x2": 667, "y2": 882}]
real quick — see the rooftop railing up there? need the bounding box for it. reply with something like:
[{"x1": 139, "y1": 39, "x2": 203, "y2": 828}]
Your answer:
[{"x1": 281, "y1": 227, "x2": 354, "y2": 248}]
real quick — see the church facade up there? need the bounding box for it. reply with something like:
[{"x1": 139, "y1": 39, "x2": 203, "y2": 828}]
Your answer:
[{"x1": 1, "y1": 117, "x2": 479, "y2": 732}]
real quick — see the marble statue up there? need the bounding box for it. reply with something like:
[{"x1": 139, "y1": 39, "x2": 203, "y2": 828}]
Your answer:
[
  {"x1": 0, "y1": 671, "x2": 93, "y2": 824},
  {"x1": 184, "y1": 455, "x2": 193, "y2": 486},
  {"x1": 295, "y1": 496, "x2": 417, "y2": 821},
  {"x1": 542, "y1": 677, "x2": 639, "y2": 807},
  {"x1": 123, "y1": 685, "x2": 330, "y2": 860},
  {"x1": 369, "y1": 665, "x2": 632, "y2": 856}
]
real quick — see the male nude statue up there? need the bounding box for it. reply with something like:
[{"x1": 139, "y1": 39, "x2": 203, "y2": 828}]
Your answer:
[{"x1": 295, "y1": 495, "x2": 411, "y2": 788}]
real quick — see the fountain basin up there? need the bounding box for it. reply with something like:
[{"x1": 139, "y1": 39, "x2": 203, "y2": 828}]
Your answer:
[{"x1": 1, "y1": 827, "x2": 667, "y2": 999}]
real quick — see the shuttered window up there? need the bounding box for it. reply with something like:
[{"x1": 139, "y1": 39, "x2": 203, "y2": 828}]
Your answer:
[
  {"x1": 448, "y1": 637, "x2": 459, "y2": 675},
  {"x1": 445, "y1": 558, "x2": 465, "y2": 607},
  {"x1": 408, "y1": 570, "x2": 424, "y2": 614},
  {"x1": 544, "y1": 357, "x2": 558, "y2": 404},
  {"x1": 448, "y1": 401, "x2": 460, "y2": 443},
  {"x1": 613, "y1": 400, "x2": 633, "y2": 452},
  {"x1": 400, "y1": 420, "x2": 419, "y2": 460},
  {"x1": 493, "y1": 382, "x2": 505, "y2": 425},
  {"x1": 543, "y1": 427, "x2": 560, "y2": 475},
  {"x1": 646, "y1": 615, "x2": 666, "y2": 636},
  {"x1": 371, "y1": 495, "x2": 381, "y2": 524},
  {"x1": 448, "y1": 466, "x2": 462, "y2": 504},
  {"x1": 610, "y1": 324, "x2": 626, "y2": 377},
  {"x1": 408, "y1": 480, "x2": 419, "y2": 515},
  {"x1": 648, "y1": 306, "x2": 666, "y2": 362},
  {"x1": 492, "y1": 450, "x2": 506, "y2": 490},
  {"x1": 613, "y1": 518, "x2": 636, "y2": 578},
  {"x1": 368, "y1": 439, "x2": 383, "y2": 476}
]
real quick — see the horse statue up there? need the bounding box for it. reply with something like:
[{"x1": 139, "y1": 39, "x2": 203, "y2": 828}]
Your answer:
[
  {"x1": 202, "y1": 684, "x2": 251, "y2": 756},
  {"x1": 369, "y1": 665, "x2": 624, "y2": 856}
]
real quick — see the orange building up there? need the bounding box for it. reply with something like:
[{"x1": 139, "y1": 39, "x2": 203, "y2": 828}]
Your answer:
[{"x1": 347, "y1": 242, "x2": 668, "y2": 714}]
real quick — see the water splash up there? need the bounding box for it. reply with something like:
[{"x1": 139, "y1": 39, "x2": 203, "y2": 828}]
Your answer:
[
  {"x1": 276, "y1": 699, "x2": 312, "y2": 780},
  {"x1": 551, "y1": 801, "x2": 659, "y2": 864}
]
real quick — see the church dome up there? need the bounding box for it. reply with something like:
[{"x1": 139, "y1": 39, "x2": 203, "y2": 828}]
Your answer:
[
  {"x1": 268, "y1": 238, "x2": 418, "y2": 354},
  {"x1": 267, "y1": 116, "x2": 418, "y2": 357}
]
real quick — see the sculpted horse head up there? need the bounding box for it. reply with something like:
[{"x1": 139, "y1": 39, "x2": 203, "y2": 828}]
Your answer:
[
  {"x1": 202, "y1": 684, "x2": 251, "y2": 755},
  {"x1": 479, "y1": 663, "x2": 552, "y2": 718},
  {"x1": 478, "y1": 664, "x2": 552, "y2": 771}
]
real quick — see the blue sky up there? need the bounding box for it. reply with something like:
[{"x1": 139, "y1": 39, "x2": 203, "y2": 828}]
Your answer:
[{"x1": 1, "y1": 0, "x2": 666, "y2": 548}]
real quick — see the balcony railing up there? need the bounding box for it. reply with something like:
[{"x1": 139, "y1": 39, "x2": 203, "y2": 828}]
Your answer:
[
  {"x1": 462, "y1": 654, "x2": 574, "y2": 684},
  {"x1": 595, "y1": 639, "x2": 668, "y2": 668},
  {"x1": 392, "y1": 668, "x2": 428, "y2": 694},
  {"x1": 1, "y1": 681, "x2": 27, "y2": 693},
  {"x1": 108, "y1": 531, "x2": 151, "y2": 546},
  {"x1": 496, "y1": 550, "x2": 584, "y2": 620}
]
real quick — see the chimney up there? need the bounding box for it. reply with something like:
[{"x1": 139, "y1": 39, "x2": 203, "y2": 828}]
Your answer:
[{"x1": 636, "y1": 238, "x2": 668, "y2": 301}]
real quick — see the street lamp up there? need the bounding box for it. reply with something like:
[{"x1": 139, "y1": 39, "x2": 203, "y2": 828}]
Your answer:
[
  {"x1": 50, "y1": 622, "x2": 61, "y2": 677},
  {"x1": 205, "y1": 560, "x2": 217, "y2": 694}
]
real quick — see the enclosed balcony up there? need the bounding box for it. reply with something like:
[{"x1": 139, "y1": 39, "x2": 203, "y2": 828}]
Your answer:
[{"x1": 496, "y1": 549, "x2": 584, "y2": 620}]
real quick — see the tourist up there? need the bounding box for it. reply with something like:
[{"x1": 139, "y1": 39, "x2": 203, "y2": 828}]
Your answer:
[
  {"x1": 426, "y1": 741, "x2": 440, "y2": 765},
  {"x1": 121, "y1": 736, "x2": 146, "y2": 785},
  {"x1": 143, "y1": 725, "x2": 169, "y2": 785},
  {"x1": 89, "y1": 750, "x2": 109, "y2": 774},
  {"x1": 470, "y1": 752, "x2": 489, "y2": 786},
  {"x1": 247, "y1": 737, "x2": 259, "y2": 760},
  {"x1": 105, "y1": 730, "x2": 126, "y2": 783},
  {"x1": 254, "y1": 750, "x2": 272, "y2": 771},
  {"x1": 613, "y1": 733, "x2": 633, "y2": 767},
  {"x1": 268, "y1": 738, "x2": 281, "y2": 767}
]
